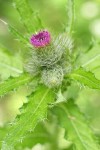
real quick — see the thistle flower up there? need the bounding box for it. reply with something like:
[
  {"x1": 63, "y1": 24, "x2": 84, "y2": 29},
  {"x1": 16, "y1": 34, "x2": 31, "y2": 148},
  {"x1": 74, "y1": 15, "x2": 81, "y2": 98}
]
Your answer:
[
  {"x1": 25, "y1": 31, "x2": 73, "y2": 88},
  {"x1": 30, "y1": 30, "x2": 51, "y2": 48}
]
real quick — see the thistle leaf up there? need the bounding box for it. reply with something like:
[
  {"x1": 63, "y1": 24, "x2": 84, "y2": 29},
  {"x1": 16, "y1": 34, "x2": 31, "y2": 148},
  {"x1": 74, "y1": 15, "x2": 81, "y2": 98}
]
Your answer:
[
  {"x1": 8, "y1": 24, "x2": 31, "y2": 47},
  {"x1": 13, "y1": 0, "x2": 41, "y2": 33},
  {"x1": 0, "y1": 43, "x2": 12, "y2": 56},
  {"x1": 1, "y1": 85, "x2": 55, "y2": 150},
  {"x1": 16, "y1": 122, "x2": 50, "y2": 149},
  {"x1": 0, "y1": 19, "x2": 31, "y2": 47},
  {"x1": 75, "y1": 44, "x2": 100, "y2": 79},
  {"x1": 78, "y1": 45, "x2": 100, "y2": 68},
  {"x1": 52, "y1": 100, "x2": 100, "y2": 150},
  {"x1": 69, "y1": 67, "x2": 100, "y2": 90},
  {"x1": 0, "y1": 73, "x2": 33, "y2": 96},
  {"x1": 0, "y1": 48, "x2": 23, "y2": 80},
  {"x1": 0, "y1": 128, "x2": 7, "y2": 149}
]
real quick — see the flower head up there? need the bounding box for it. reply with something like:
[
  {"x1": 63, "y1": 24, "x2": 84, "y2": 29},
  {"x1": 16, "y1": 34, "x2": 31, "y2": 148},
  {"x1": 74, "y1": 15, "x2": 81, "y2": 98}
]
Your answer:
[{"x1": 30, "y1": 30, "x2": 51, "y2": 48}]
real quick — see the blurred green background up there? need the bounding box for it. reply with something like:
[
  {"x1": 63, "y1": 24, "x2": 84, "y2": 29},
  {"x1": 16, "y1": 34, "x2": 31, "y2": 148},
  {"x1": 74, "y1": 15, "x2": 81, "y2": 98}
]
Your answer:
[{"x1": 0, "y1": 0, "x2": 100, "y2": 149}]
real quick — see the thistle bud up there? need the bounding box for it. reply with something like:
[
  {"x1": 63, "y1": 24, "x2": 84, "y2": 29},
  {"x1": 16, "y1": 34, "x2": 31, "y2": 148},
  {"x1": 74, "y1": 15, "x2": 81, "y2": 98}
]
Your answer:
[{"x1": 41, "y1": 65, "x2": 64, "y2": 88}]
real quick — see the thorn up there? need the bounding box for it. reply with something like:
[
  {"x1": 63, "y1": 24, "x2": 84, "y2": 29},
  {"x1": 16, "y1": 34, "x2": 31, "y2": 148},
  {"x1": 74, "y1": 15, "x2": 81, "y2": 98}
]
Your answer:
[
  {"x1": 0, "y1": 19, "x2": 8, "y2": 25},
  {"x1": 20, "y1": 138, "x2": 23, "y2": 143},
  {"x1": 18, "y1": 137, "x2": 24, "y2": 143},
  {"x1": 19, "y1": 107, "x2": 23, "y2": 112},
  {"x1": 13, "y1": 88, "x2": 16, "y2": 91},
  {"x1": 42, "y1": 118, "x2": 46, "y2": 123},
  {"x1": 8, "y1": 122, "x2": 13, "y2": 125},
  {"x1": 29, "y1": 128, "x2": 33, "y2": 133}
]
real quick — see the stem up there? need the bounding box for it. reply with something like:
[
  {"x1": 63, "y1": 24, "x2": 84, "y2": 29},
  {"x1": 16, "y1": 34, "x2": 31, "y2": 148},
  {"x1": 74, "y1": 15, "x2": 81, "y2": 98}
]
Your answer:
[{"x1": 66, "y1": 0, "x2": 75, "y2": 34}]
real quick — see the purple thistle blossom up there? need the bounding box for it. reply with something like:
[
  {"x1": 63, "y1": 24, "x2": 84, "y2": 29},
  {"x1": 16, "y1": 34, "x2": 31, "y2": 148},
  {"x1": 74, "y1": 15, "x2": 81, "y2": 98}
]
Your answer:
[{"x1": 30, "y1": 30, "x2": 51, "y2": 48}]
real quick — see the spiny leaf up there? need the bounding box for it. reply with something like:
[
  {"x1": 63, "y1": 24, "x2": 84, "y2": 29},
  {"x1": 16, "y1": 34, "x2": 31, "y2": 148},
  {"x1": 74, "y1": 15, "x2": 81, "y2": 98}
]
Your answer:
[
  {"x1": 13, "y1": 0, "x2": 41, "y2": 33},
  {"x1": 0, "y1": 128, "x2": 7, "y2": 149},
  {"x1": 0, "y1": 48, "x2": 23, "y2": 80},
  {"x1": 81, "y1": 45, "x2": 100, "y2": 68},
  {"x1": 2, "y1": 85, "x2": 55, "y2": 150},
  {"x1": 0, "y1": 43, "x2": 12, "y2": 55},
  {"x1": 15, "y1": 122, "x2": 50, "y2": 149},
  {"x1": 52, "y1": 100, "x2": 100, "y2": 150},
  {"x1": 0, "y1": 19, "x2": 31, "y2": 47},
  {"x1": 75, "y1": 44, "x2": 100, "y2": 79},
  {"x1": 8, "y1": 24, "x2": 31, "y2": 47},
  {"x1": 0, "y1": 73, "x2": 33, "y2": 96},
  {"x1": 69, "y1": 67, "x2": 100, "y2": 90}
]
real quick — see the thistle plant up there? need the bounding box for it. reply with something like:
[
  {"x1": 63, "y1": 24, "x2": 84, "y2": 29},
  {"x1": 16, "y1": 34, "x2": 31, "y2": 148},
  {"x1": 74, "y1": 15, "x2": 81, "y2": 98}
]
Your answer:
[{"x1": 0, "y1": 0, "x2": 100, "y2": 150}]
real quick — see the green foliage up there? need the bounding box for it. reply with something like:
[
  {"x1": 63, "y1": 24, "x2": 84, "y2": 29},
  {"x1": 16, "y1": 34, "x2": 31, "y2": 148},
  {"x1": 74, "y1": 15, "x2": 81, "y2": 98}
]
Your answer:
[
  {"x1": 0, "y1": 128, "x2": 7, "y2": 149},
  {"x1": 15, "y1": 122, "x2": 51, "y2": 149},
  {"x1": 0, "y1": 0, "x2": 100, "y2": 150},
  {"x1": 52, "y1": 100, "x2": 99, "y2": 150},
  {"x1": 76, "y1": 44, "x2": 100, "y2": 70},
  {"x1": 0, "y1": 46, "x2": 23, "y2": 80},
  {"x1": 81, "y1": 48, "x2": 100, "y2": 70},
  {"x1": 75, "y1": 44, "x2": 100, "y2": 79},
  {"x1": 2, "y1": 85, "x2": 55, "y2": 150},
  {"x1": 8, "y1": 24, "x2": 31, "y2": 47},
  {"x1": 13, "y1": 0, "x2": 41, "y2": 33},
  {"x1": 70, "y1": 67, "x2": 100, "y2": 89},
  {"x1": 0, "y1": 73, "x2": 33, "y2": 96},
  {"x1": 0, "y1": 43, "x2": 12, "y2": 55}
]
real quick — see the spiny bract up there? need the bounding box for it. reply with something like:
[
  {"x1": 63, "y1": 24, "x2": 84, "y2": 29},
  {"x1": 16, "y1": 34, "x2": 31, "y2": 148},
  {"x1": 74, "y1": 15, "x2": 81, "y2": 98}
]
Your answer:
[
  {"x1": 24, "y1": 30, "x2": 73, "y2": 88},
  {"x1": 41, "y1": 65, "x2": 64, "y2": 88}
]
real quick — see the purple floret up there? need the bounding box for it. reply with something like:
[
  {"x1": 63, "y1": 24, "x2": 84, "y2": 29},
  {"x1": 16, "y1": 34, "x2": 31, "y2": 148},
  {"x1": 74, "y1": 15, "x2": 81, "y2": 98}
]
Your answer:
[{"x1": 30, "y1": 30, "x2": 51, "y2": 48}]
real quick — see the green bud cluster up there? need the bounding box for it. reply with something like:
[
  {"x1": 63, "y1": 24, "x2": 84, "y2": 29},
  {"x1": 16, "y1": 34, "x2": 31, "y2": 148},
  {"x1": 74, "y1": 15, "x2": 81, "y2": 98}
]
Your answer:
[
  {"x1": 41, "y1": 65, "x2": 64, "y2": 88},
  {"x1": 24, "y1": 33, "x2": 73, "y2": 88}
]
